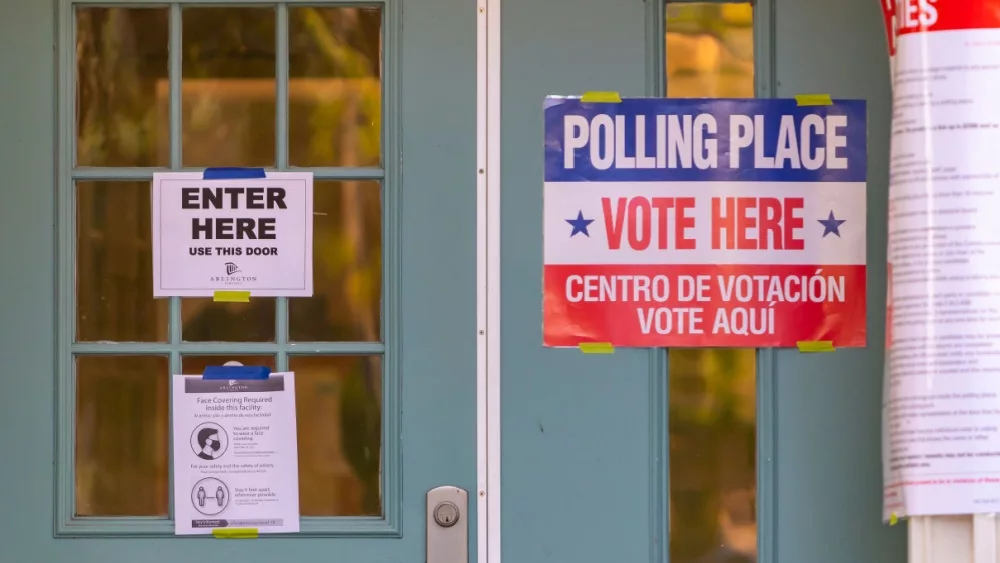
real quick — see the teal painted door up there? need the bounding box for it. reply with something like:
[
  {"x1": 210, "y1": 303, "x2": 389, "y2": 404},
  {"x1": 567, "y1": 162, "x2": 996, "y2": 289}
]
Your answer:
[
  {"x1": 0, "y1": 0, "x2": 477, "y2": 561},
  {"x1": 499, "y1": 1, "x2": 906, "y2": 563}
]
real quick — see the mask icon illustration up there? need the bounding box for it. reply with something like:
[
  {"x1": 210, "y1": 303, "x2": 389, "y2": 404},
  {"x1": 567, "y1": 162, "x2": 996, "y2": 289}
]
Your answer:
[{"x1": 191, "y1": 422, "x2": 228, "y2": 461}]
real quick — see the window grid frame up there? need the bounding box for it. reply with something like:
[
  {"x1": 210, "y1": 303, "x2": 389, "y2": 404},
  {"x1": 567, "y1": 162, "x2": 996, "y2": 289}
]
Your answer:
[{"x1": 56, "y1": 0, "x2": 403, "y2": 537}]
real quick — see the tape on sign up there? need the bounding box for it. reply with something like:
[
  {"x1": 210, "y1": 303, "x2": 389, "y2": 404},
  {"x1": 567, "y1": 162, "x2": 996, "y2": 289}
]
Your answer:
[
  {"x1": 796, "y1": 341, "x2": 835, "y2": 353},
  {"x1": 212, "y1": 528, "x2": 259, "y2": 539},
  {"x1": 203, "y1": 167, "x2": 267, "y2": 180},
  {"x1": 579, "y1": 342, "x2": 615, "y2": 354},
  {"x1": 794, "y1": 94, "x2": 833, "y2": 106},
  {"x1": 580, "y1": 91, "x2": 623, "y2": 103},
  {"x1": 213, "y1": 290, "x2": 251, "y2": 303},
  {"x1": 889, "y1": 513, "x2": 898, "y2": 526}
]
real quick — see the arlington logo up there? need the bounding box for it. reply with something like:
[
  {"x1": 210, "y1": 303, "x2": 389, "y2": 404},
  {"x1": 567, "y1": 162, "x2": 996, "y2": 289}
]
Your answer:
[
  {"x1": 209, "y1": 262, "x2": 257, "y2": 286},
  {"x1": 225, "y1": 379, "x2": 249, "y2": 391}
]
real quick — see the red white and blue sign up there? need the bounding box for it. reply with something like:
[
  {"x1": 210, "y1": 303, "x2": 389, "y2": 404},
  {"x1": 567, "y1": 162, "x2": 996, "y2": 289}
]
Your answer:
[{"x1": 542, "y1": 96, "x2": 868, "y2": 347}]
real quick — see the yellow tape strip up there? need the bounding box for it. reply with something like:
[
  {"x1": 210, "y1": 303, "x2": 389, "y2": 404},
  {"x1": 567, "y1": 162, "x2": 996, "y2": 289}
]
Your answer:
[
  {"x1": 212, "y1": 528, "x2": 258, "y2": 539},
  {"x1": 794, "y1": 94, "x2": 833, "y2": 106},
  {"x1": 889, "y1": 513, "x2": 899, "y2": 526},
  {"x1": 580, "y1": 91, "x2": 623, "y2": 103},
  {"x1": 579, "y1": 342, "x2": 615, "y2": 354},
  {"x1": 796, "y1": 340, "x2": 835, "y2": 353},
  {"x1": 213, "y1": 290, "x2": 251, "y2": 303}
]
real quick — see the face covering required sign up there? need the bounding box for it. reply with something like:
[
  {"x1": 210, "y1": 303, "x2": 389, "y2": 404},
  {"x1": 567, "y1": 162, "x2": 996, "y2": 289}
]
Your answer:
[{"x1": 151, "y1": 171, "x2": 314, "y2": 297}]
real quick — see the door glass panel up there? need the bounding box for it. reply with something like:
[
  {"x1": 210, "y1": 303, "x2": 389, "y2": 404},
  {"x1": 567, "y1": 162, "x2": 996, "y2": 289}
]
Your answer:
[
  {"x1": 182, "y1": 298, "x2": 276, "y2": 342},
  {"x1": 665, "y1": 3, "x2": 754, "y2": 98},
  {"x1": 288, "y1": 6, "x2": 383, "y2": 167},
  {"x1": 289, "y1": 181, "x2": 382, "y2": 342},
  {"x1": 669, "y1": 348, "x2": 756, "y2": 563},
  {"x1": 291, "y1": 355, "x2": 382, "y2": 516},
  {"x1": 666, "y1": 4, "x2": 757, "y2": 563},
  {"x1": 181, "y1": 355, "x2": 277, "y2": 374},
  {"x1": 181, "y1": 7, "x2": 277, "y2": 167},
  {"x1": 76, "y1": 181, "x2": 168, "y2": 342},
  {"x1": 76, "y1": 7, "x2": 169, "y2": 167},
  {"x1": 75, "y1": 355, "x2": 169, "y2": 517}
]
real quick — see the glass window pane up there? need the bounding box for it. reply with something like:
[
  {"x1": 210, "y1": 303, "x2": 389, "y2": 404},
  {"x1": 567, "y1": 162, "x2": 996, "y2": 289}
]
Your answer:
[
  {"x1": 290, "y1": 355, "x2": 382, "y2": 516},
  {"x1": 181, "y1": 355, "x2": 276, "y2": 374},
  {"x1": 182, "y1": 298, "x2": 276, "y2": 342},
  {"x1": 75, "y1": 355, "x2": 168, "y2": 516},
  {"x1": 289, "y1": 181, "x2": 381, "y2": 342},
  {"x1": 669, "y1": 349, "x2": 756, "y2": 563},
  {"x1": 77, "y1": 181, "x2": 168, "y2": 342},
  {"x1": 76, "y1": 7, "x2": 169, "y2": 167},
  {"x1": 665, "y1": 3, "x2": 754, "y2": 98},
  {"x1": 288, "y1": 7, "x2": 382, "y2": 167},
  {"x1": 182, "y1": 7, "x2": 276, "y2": 167},
  {"x1": 667, "y1": 5, "x2": 756, "y2": 563}
]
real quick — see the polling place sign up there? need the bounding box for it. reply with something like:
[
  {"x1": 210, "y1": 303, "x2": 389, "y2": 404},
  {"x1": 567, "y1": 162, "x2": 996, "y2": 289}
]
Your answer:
[
  {"x1": 152, "y1": 171, "x2": 313, "y2": 297},
  {"x1": 542, "y1": 96, "x2": 868, "y2": 347}
]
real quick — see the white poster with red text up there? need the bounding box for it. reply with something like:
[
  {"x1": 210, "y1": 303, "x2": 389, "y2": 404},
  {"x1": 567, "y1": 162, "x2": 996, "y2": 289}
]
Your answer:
[
  {"x1": 880, "y1": 0, "x2": 897, "y2": 80},
  {"x1": 542, "y1": 97, "x2": 868, "y2": 348},
  {"x1": 882, "y1": 0, "x2": 1000, "y2": 519}
]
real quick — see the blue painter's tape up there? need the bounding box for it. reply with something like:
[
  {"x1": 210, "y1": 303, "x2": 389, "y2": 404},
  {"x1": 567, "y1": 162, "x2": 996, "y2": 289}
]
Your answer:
[
  {"x1": 202, "y1": 366, "x2": 271, "y2": 380},
  {"x1": 203, "y1": 167, "x2": 267, "y2": 180}
]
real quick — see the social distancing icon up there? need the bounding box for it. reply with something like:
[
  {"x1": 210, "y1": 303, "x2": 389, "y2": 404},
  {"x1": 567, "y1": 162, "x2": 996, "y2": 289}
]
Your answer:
[{"x1": 191, "y1": 477, "x2": 229, "y2": 516}]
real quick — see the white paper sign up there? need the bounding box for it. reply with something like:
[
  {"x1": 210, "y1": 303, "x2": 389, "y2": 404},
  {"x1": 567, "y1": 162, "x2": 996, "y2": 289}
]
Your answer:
[
  {"x1": 152, "y1": 172, "x2": 313, "y2": 297},
  {"x1": 882, "y1": 5, "x2": 1000, "y2": 519},
  {"x1": 172, "y1": 372, "x2": 300, "y2": 535}
]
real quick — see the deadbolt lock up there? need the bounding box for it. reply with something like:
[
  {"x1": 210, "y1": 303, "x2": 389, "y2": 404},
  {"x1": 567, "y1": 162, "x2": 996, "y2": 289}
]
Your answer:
[
  {"x1": 426, "y1": 486, "x2": 467, "y2": 563},
  {"x1": 433, "y1": 501, "x2": 460, "y2": 527}
]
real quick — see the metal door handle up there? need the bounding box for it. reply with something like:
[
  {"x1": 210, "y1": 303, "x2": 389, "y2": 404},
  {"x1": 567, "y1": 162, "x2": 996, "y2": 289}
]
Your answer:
[{"x1": 427, "y1": 486, "x2": 468, "y2": 563}]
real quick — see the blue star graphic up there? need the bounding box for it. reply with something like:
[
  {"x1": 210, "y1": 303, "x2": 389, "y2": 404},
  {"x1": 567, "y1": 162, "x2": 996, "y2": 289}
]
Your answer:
[
  {"x1": 818, "y1": 210, "x2": 846, "y2": 238},
  {"x1": 566, "y1": 210, "x2": 595, "y2": 238}
]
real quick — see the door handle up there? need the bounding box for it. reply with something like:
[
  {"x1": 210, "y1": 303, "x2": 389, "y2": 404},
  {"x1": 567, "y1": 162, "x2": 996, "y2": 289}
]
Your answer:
[{"x1": 427, "y1": 486, "x2": 468, "y2": 563}]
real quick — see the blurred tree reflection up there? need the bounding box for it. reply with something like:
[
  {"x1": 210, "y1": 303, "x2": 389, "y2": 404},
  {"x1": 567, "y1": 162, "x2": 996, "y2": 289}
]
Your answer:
[
  {"x1": 75, "y1": 356, "x2": 169, "y2": 516},
  {"x1": 666, "y1": 3, "x2": 757, "y2": 563},
  {"x1": 75, "y1": 7, "x2": 384, "y2": 517},
  {"x1": 670, "y1": 349, "x2": 756, "y2": 562},
  {"x1": 76, "y1": 8, "x2": 169, "y2": 167},
  {"x1": 666, "y1": 3, "x2": 753, "y2": 99}
]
